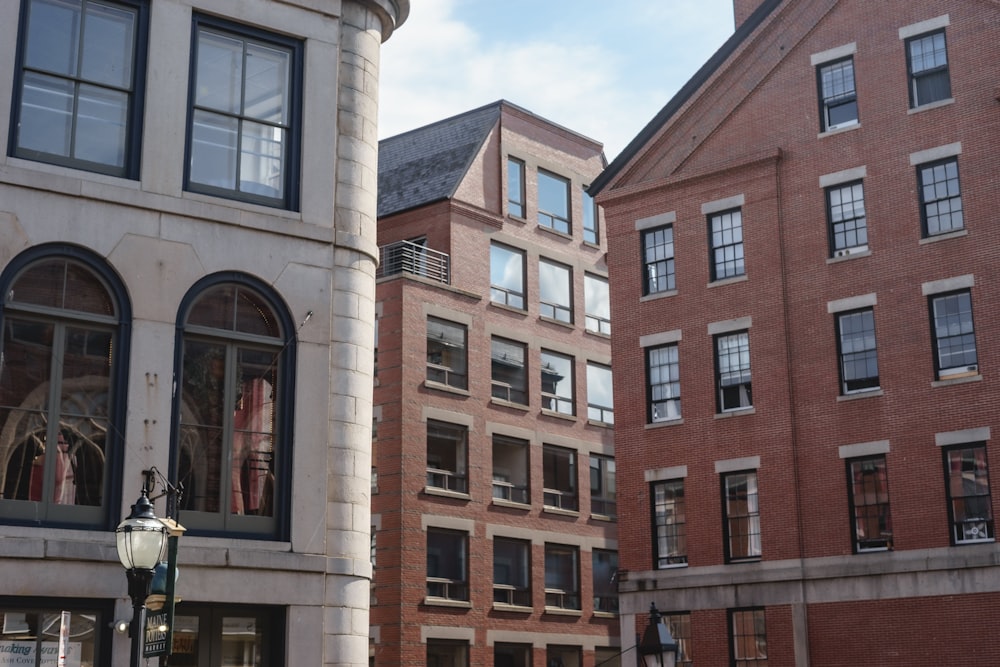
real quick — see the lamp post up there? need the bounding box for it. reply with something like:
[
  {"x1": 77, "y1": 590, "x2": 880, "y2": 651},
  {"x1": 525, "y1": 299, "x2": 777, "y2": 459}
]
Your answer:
[
  {"x1": 116, "y1": 488, "x2": 168, "y2": 667},
  {"x1": 638, "y1": 603, "x2": 679, "y2": 667}
]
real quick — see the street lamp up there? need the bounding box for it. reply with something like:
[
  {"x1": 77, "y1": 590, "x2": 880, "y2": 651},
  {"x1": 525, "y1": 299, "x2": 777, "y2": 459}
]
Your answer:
[
  {"x1": 116, "y1": 488, "x2": 168, "y2": 667},
  {"x1": 638, "y1": 603, "x2": 679, "y2": 667}
]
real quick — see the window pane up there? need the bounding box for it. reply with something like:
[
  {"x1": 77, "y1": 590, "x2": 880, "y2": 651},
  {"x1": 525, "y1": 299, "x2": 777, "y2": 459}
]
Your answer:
[
  {"x1": 587, "y1": 363, "x2": 613, "y2": 424},
  {"x1": 490, "y1": 244, "x2": 525, "y2": 309},
  {"x1": 643, "y1": 226, "x2": 675, "y2": 293},
  {"x1": 945, "y1": 445, "x2": 994, "y2": 544},
  {"x1": 491, "y1": 337, "x2": 527, "y2": 404},
  {"x1": 539, "y1": 259, "x2": 572, "y2": 323},
  {"x1": 0, "y1": 607, "x2": 103, "y2": 667},
  {"x1": 196, "y1": 30, "x2": 244, "y2": 113},
  {"x1": 541, "y1": 351, "x2": 574, "y2": 415},
  {"x1": 25, "y1": 0, "x2": 82, "y2": 76},
  {"x1": 649, "y1": 344, "x2": 681, "y2": 422},
  {"x1": 81, "y1": 2, "x2": 136, "y2": 88},
  {"x1": 19, "y1": 72, "x2": 75, "y2": 158},
  {"x1": 848, "y1": 456, "x2": 892, "y2": 551},
  {"x1": 543, "y1": 445, "x2": 576, "y2": 510},
  {"x1": 725, "y1": 472, "x2": 762, "y2": 560},
  {"x1": 244, "y1": 43, "x2": 290, "y2": 124},
  {"x1": 190, "y1": 110, "x2": 239, "y2": 189},
  {"x1": 76, "y1": 84, "x2": 128, "y2": 167},
  {"x1": 538, "y1": 170, "x2": 570, "y2": 234},
  {"x1": 240, "y1": 121, "x2": 285, "y2": 199},
  {"x1": 584, "y1": 274, "x2": 610, "y2": 335},
  {"x1": 508, "y1": 158, "x2": 525, "y2": 218},
  {"x1": 653, "y1": 479, "x2": 687, "y2": 567}
]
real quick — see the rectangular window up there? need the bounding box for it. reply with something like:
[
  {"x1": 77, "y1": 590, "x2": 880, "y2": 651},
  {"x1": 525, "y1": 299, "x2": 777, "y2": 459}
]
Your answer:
[
  {"x1": 539, "y1": 258, "x2": 573, "y2": 323},
  {"x1": 847, "y1": 455, "x2": 892, "y2": 552},
  {"x1": 187, "y1": 15, "x2": 302, "y2": 209},
  {"x1": 818, "y1": 57, "x2": 858, "y2": 131},
  {"x1": 426, "y1": 317, "x2": 467, "y2": 390},
  {"x1": 543, "y1": 445, "x2": 577, "y2": 511},
  {"x1": 930, "y1": 290, "x2": 978, "y2": 379},
  {"x1": 648, "y1": 344, "x2": 681, "y2": 422},
  {"x1": 491, "y1": 336, "x2": 528, "y2": 404},
  {"x1": 508, "y1": 157, "x2": 526, "y2": 218},
  {"x1": 827, "y1": 180, "x2": 867, "y2": 255},
  {"x1": 583, "y1": 187, "x2": 599, "y2": 244},
  {"x1": 592, "y1": 549, "x2": 619, "y2": 613},
  {"x1": 709, "y1": 209, "x2": 745, "y2": 281},
  {"x1": 544, "y1": 544, "x2": 580, "y2": 610},
  {"x1": 836, "y1": 308, "x2": 879, "y2": 393},
  {"x1": 715, "y1": 331, "x2": 752, "y2": 412},
  {"x1": 426, "y1": 528, "x2": 469, "y2": 601},
  {"x1": 12, "y1": 0, "x2": 148, "y2": 177},
  {"x1": 493, "y1": 537, "x2": 532, "y2": 607},
  {"x1": 652, "y1": 479, "x2": 687, "y2": 567},
  {"x1": 643, "y1": 225, "x2": 676, "y2": 294},
  {"x1": 541, "y1": 350, "x2": 575, "y2": 415},
  {"x1": 492, "y1": 434, "x2": 529, "y2": 504},
  {"x1": 427, "y1": 640, "x2": 469, "y2": 667},
  {"x1": 595, "y1": 648, "x2": 621, "y2": 667},
  {"x1": 723, "y1": 471, "x2": 761, "y2": 562},
  {"x1": 584, "y1": 274, "x2": 611, "y2": 335},
  {"x1": 918, "y1": 158, "x2": 963, "y2": 236},
  {"x1": 590, "y1": 454, "x2": 616, "y2": 518},
  {"x1": 538, "y1": 169, "x2": 571, "y2": 234},
  {"x1": 495, "y1": 643, "x2": 532, "y2": 667},
  {"x1": 586, "y1": 362, "x2": 614, "y2": 424},
  {"x1": 547, "y1": 646, "x2": 581, "y2": 667},
  {"x1": 490, "y1": 242, "x2": 526, "y2": 309},
  {"x1": 426, "y1": 420, "x2": 467, "y2": 494},
  {"x1": 944, "y1": 444, "x2": 994, "y2": 544},
  {"x1": 907, "y1": 30, "x2": 951, "y2": 107},
  {"x1": 730, "y1": 608, "x2": 767, "y2": 666},
  {"x1": 663, "y1": 612, "x2": 694, "y2": 667},
  {"x1": 0, "y1": 601, "x2": 112, "y2": 667}
]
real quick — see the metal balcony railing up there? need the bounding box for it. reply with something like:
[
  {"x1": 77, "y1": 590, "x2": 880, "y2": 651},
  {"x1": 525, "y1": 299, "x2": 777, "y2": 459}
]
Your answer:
[{"x1": 378, "y1": 240, "x2": 450, "y2": 284}]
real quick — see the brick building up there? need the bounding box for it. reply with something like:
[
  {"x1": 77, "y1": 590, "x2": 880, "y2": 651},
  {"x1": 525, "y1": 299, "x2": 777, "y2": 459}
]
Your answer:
[
  {"x1": 591, "y1": 0, "x2": 1000, "y2": 665},
  {"x1": 372, "y1": 101, "x2": 620, "y2": 667}
]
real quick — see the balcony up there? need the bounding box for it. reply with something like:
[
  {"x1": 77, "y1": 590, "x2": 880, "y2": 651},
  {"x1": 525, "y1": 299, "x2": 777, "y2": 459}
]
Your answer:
[{"x1": 378, "y1": 240, "x2": 450, "y2": 284}]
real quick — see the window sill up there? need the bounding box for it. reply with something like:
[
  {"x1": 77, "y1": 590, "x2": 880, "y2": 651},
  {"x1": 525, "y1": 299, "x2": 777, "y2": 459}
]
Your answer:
[
  {"x1": 423, "y1": 487, "x2": 471, "y2": 501},
  {"x1": 932, "y1": 373, "x2": 982, "y2": 388},
  {"x1": 489, "y1": 301, "x2": 529, "y2": 316},
  {"x1": 589, "y1": 513, "x2": 616, "y2": 523},
  {"x1": 586, "y1": 419, "x2": 614, "y2": 429},
  {"x1": 656, "y1": 562, "x2": 689, "y2": 570},
  {"x1": 592, "y1": 611, "x2": 619, "y2": 619},
  {"x1": 920, "y1": 229, "x2": 967, "y2": 245},
  {"x1": 582, "y1": 240, "x2": 602, "y2": 250},
  {"x1": 584, "y1": 328, "x2": 611, "y2": 340},
  {"x1": 837, "y1": 389, "x2": 883, "y2": 402},
  {"x1": 826, "y1": 248, "x2": 871, "y2": 263},
  {"x1": 707, "y1": 274, "x2": 748, "y2": 289},
  {"x1": 493, "y1": 603, "x2": 532, "y2": 614},
  {"x1": 542, "y1": 506, "x2": 580, "y2": 518},
  {"x1": 507, "y1": 214, "x2": 527, "y2": 224},
  {"x1": 641, "y1": 289, "x2": 678, "y2": 302},
  {"x1": 727, "y1": 557, "x2": 762, "y2": 564},
  {"x1": 646, "y1": 418, "x2": 683, "y2": 429},
  {"x1": 544, "y1": 607, "x2": 582, "y2": 617},
  {"x1": 423, "y1": 380, "x2": 471, "y2": 397},
  {"x1": 490, "y1": 397, "x2": 530, "y2": 411},
  {"x1": 539, "y1": 315, "x2": 575, "y2": 329},
  {"x1": 907, "y1": 97, "x2": 955, "y2": 114},
  {"x1": 537, "y1": 224, "x2": 574, "y2": 241},
  {"x1": 817, "y1": 122, "x2": 861, "y2": 139},
  {"x1": 424, "y1": 597, "x2": 472, "y2": 609},
  {"x1": 715, "y1": 407, "x2": 755, "y2": 419},
  {"x1": 491, "y1": 498, "x2": 531, "y2": 511},
  {"x1": 541, "y1": 409, "x2": 576, "y2": 422}
]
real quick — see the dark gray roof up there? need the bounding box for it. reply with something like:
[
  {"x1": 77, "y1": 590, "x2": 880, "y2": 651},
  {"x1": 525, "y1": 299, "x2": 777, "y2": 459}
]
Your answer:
[{"x1": 378, "y1": 102, "x2": 502, "y2": 218}]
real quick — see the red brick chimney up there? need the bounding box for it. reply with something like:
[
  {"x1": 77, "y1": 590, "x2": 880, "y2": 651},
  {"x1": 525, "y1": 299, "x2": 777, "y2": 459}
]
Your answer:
[{"x1": 733, "y1": 0, "x2": 764, "y2": 28}]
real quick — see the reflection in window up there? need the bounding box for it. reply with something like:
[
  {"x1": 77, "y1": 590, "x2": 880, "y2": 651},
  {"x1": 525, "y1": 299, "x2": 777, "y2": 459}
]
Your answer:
[
  {"x1": 643, "y1": 226, "x2": 675, "y2": 295},
  {"x1": 539, "y1": 259, "x2": 572, "y2": 323},
  {"x1": 493, "y1": 537, "x2": 531, "y2": 607},
  {"x1": 491, "y1": 337, "x2": 527, "y2": 405},
  {"x1": 541, "y1": 350, "x2": 574, "y2": 416},
  {"x1": 723, "y1": 471, "x2": 761, "y2": 562},
  {"x1": 827, "y1": 181, "x2": 867, "y2": 255},
  {"x1": 426, "y1": 420, "x2": 467, "y2": 494},
  {"x1": 590, "y1": 454, "x2": 616, "y2": 518},
  {"x1": 847, "y1": 455, "x2": 892, "y2": 552},
  {"x1": 930, "y1": 290, "x2": 977, "y2": 379},
  {"x1": 427, "y1": 528, "x2": 468, "y2": 601},
  {"x1": 0, "y1": 604, "x2": 108, "y2": 667},
  {"x1": 426, "y1": 317, "x2": 467, "y2": 389},
  {"x1": 583, "y1": 187, "x2": 599, "y2": 244},
  {"x1": 818, "y1": 57, "x2": 858, "y2": 131},
  {"x1": 652, "y1": 479, "x2": 687, "y2": 567},
  {"x1": 508, "y1": 158, "x2": 525, "y2": 218},
  {"x1": 543, "y1": 445, "x2": 577, "y2": 511},
  {"x1": 836, "y1": 308, "x2": 879, "y2": 393},
  {"x1": 544, "y1": 544, "x2": 580, "y2": 610},
  {"x1": 648, "y1": 344, "x2": 681, "y2": 422},
  {"x1": 490, "y1": 243, "x2": 526, "y2": 309},
  {"x1": 538, "y1": 170, "x2": 571, "y2": 234},
  {"x1": 592, "y1": 549, "x2": 618, "y2": 613},
  {"x1": 586, "y1": 363, "x2": 613, "y2": 424},
  {"x1": 584, "y1": 274, "x2": 610, "y2": 335},
  {"x1": 907, "y1": 30, "x2": 951, "y2": 107},
  {"x1": 715, "y1": 332, "x2": 752, "y2": 412},
  {"x1": 730, "y1": 608, "x2": 767, "y2": 666},
  {"x1": 709, "y1": 210, "x2": 744, "y2": 281},
  {"x1": 944, "y1": 444, "x2": 994, "y2": 544}
]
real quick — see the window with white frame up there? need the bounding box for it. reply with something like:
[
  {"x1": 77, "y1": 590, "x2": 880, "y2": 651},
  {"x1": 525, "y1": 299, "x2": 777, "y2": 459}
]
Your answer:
[
  {"x1": 592, "y1": 549, "x2": 619, "y2": 613},
  {"x1": 652, "y1": 479, "x2": 687, "y2": 567},
  {"x1": 709, "y1": 209, "x2": 745, "y2": 281},
  {"x1": 426, "y1": 316, "x2": 468, "y2": 390},
  {"x1": 836, "y1": 308, "x2": 879, "y2": 393},
  {"x1": 492, "y1": 434, "x2": 529, "y2": 504},
  {"x1": 426, "y1": 420, "x2": 468, "y2": 494},
  {"x1": 847, "y1": 455, "x2": 892, "y2": 552},
  {"x1": 715, "y1": 331, "x2": 752, "y2": 412},
  {"x1": 544, "y1": 544, "x2": 580, "y2": 610},
  {"x1": 944, "y1": 444, "x2": 994, "y2": 545},
  {"x1": 723, "y1": 471, "x2": 761, "y2": 562},
  {"x1": 827, "y1": 180, "x2": 867, "y2": 255},
  {"x1": 648, "y1": 344, "x2": 681, "y2": 422},
  {"x1": 730, "y1": 608, "x2": 768, "y2": 666},
  {"x1": 538, "y1": 169, "x2": 571, "y2": 234},
  {"x1": 186, "y1": 14, "x2": 302, "y2": 209},
  {"x1": 426, "y1": 528, "x2": 468, "y2": 601},
  {"x1": 590, "y1": 454, "x2": 616, "y2": 518},
  {"x1": 490, "y1": 242, "x2": 526, "y2": 309},
  {"x1": 543, "y1": 445, "x2": 577, "y2": 511},
  {"x1": 541, "y1": 350, "x2": 575, "y2": 415},
  {"x1": 583, "y1": 187, "x2": 599, "y2": 244},
  {"x1": 586, "y1": 362, "x2": 614, "y2": 424},
  {"x1": 930, "y1": 290, "x2": 978, "y2": 379},
  {"x1": 493, "y1": 537, "x2": 531, "y2": 607},
  {"x1": 817, "y1": 57, "x2": 858, "y2": 131},
  {"x1": 508, "y1": 157, "x2": 526, "y2": 218},
  {"x1": 539, "y1": 258, "x2": 573, "y2": 323},
  {"x1": 491, "y1": 337, "x2": 528, "y2": 404},
  {"x1": 918, "y1": 158, "x2": 963, "y2": 237},
  {"x1": 584, "y1": 274, "x2": 610, "y2": 335},
  {"x1": 643, "y1": 225, "x2": 675, "y2": 294},
  {"x1": 906, "y1": 30, "x2": 951, "y2": 107}
]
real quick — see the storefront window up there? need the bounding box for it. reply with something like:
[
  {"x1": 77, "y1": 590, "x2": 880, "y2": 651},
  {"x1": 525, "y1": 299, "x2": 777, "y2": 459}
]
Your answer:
[{"x1": 0, "y1": 601, "x2": 110, "y2": 667}]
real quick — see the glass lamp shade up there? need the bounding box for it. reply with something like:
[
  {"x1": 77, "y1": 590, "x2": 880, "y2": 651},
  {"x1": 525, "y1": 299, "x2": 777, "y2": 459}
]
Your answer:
[{"x1": 116, "y1": 494, "x2": 168, "y2": 571}]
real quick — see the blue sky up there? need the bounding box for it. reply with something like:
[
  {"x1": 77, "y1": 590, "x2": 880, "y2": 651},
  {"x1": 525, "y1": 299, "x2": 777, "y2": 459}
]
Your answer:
[{"x1": 378, "y1": 0, "x2": 736, "y2": 161}]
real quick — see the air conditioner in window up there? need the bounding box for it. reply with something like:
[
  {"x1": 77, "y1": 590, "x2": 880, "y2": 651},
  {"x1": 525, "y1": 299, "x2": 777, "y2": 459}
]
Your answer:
[
  {"x1": 834, "y1": 248, "x2": 852, "y2": 258},
  {"x1": 963, "y1": 521, "x2": 989, "y2": 541}
]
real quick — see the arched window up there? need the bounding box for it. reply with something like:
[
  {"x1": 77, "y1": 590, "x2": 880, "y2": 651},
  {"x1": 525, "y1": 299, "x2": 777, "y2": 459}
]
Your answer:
[
  {"x1": 172, "y1": 276, "x2": 294, "y2": 539},
  {"x1": 0, "y1": 245, "x2": 130, "y2": 528}
]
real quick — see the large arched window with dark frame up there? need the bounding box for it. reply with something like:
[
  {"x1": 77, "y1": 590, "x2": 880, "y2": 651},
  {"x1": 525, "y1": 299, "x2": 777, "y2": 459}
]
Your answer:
[
  {"x1": 171, "y1": 275, "x2": 295, "y2": 539},
  {"x1": 0, "y1": 244, "x2": 131, "y2": 529}
]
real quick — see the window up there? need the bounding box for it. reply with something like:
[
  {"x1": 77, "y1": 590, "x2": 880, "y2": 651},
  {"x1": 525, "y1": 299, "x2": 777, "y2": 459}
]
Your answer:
[
  {"x1": 543, "y1": 445, "x2": 577, "y2": 511},
  {"x1": 508, "y1": 157, "x2": 526, "y2": 218},
  {"x1": 175, "y1": 277, "x2": 294, "y2": 538},
  {"x1": 491, "y1": 337, "x2": 528, "y2": 404},
  {"x1": 847, "y1": 455, "x2": 892, "y2": 552},
  {"x1": 709, "y1": 209, "x2": 745, "y2": 281},
  {"x1": 541, "y1": 350, "x2": 575, "y2": 415},
  {"x1": 11, "y1": 0, "x2": 148, "y2": 177},
  {"x1": 918, "y1": 158, "x2": 963, "y2": 236},
  {"x1": 583, "y1": 187, "x2": 599, "y2": 244},
  {"x1": 648, "y1": 344, "x2": 681, "y2": 422},
  {"x1": 592, "y1": 549, "x2": 619, "y2": 613},
  {"x1": 715, "y1": 332, "x2": 752, "y2": 412},
  {"x1": 173, "y1": 603, "x2": 284, "y2": 667},
  {"x1": 544, "y1": 544, "x2": 580, "y2": 610},
  {"x1": 836, "y1": 308, "x2": 879, "y2": 393},
  {"x1": 818, "y1": 57, "x2": 858, "y2": 130},
  {"x1": 584, "y1": 274, "x2": 610, "y2": 335},
  {"x1": 426, "y1": 420, "x2": 467, "y2": 494},
  {"x1": 493, "y1": 537, "x2": 531, "y2": 607},
  {"x1": 426, "y1": 317, "x2": 468, "y2": 389},
  {"x1": 827, "y1": 181, "x2": 867, "y2": 255},
  {"x1": 590, "y1": 454, "x2": 616, "y2": 517},
  {"x1": 930, "y1": 290, "x2": 978, "y2": 379},
  {"x1": 0, "y1": 247, "x2": 130, "y2": 528},
  {"x1": 490, "y1": 243, "x2": 526, "y2": 309},
  {"x1": 586, "y1": 363, "x2": 614, "y2": 424},
  {"x1": 907, "y1": 30, "x2": 951, "y2": 107},
  {"x1": 546, "y1": 646, "x2": 581, "y2": 667},
  {"x1": 493, "y1": 434, "x2": 529, "y2": 504},
  {"x1": 426, "y1": 528, "x2": 468, "y2": 601},
  {"x1": 427, "y1": 640, "x2": 468, "y2": 667},
  {"x1": 652, "y1": 479, "x2": 687, "y2": 567},
  {"x1": 723, "y1": 471, "x2": 761, "y2": 562},
  {"x1": 539, "y1": 259, "x2": 573, "y2": 323},
  {"x1": 595, "y1": 648, "x2": 621, "y2": 667},
  {"x1": 538, "y1": 169, "x2": 571, "y2": 234},
  {"x1": 643, "y1": 226, "x2": 675, "y2": 295},
  {"x1": 730, "y1": 608, "x2": 767, "y2": 666},
  {"x1": 495, "y1": 643, "x2": 532, "y2": 667},
  {"x1": 186, "y1": 15, "x2": 302, "y2": 209},
  {"x1": 944, "y1": 445, "x2": 994, "y2": 544},
  {"x1": 663, "y1": 612, "x2": 694, "y2": 667},
  {"x1": 0, "y1": 599, "x2": 113, "y2": 667}
]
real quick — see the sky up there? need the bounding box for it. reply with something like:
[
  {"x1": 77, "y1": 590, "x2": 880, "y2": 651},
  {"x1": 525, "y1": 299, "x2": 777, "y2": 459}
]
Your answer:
[{"x1": 377, "y1": 0, "x2": 737, "y2": 162}]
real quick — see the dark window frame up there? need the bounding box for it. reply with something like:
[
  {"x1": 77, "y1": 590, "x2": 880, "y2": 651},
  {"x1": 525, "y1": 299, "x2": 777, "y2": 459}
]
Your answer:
[
  {"x1": 540, "y1": 349, "x2": 575, "y2": 416},
  {"x1": 589, "y1": 453, "x2": 616, "y2": 518},
  {"x1": 917, "y1": 157, "x2": 963, "y2": 237},
  {"x1": 490, "y1": 242, "x2": 526, "y2": 310},
  {"x1": 708, "y1": 209, "x2": 745, "y2": 282},
  {"x1": 663, "y1": 612, "x2": 694, "y2": 667},
  {"x1": 817, "y1": 56, "x2": 858, "y2": 131},
  {"x1": 651, "y1": 479, "x2": 687, "y2": 568},
  {"x1": 543, "y1": 444, "x2": 577, "y2": 511},
  {"x1": 426, "y1": 527, "x2": 469, "y2": 602},
  {"x1": 539, "y1": 257, "x2": 573, "y2": 324},
  {"x1": 543, "y1": 543, "x2": 580, "y2": 610},
  {"x1": 846, "y1": 454, "x2": 892, "y2": 553},
  {"x1": 425, "y1": 420, "x2": 468, "y2": 494},
  {"x1": 591, "y1": 548, "x2": 619, "y2": 614},
  {"x1": 507, "y1": 157, "x2": 526, "y2": 218},
  {"x1": 826, "y1": 180, "x2": 867, "y2": 256},
  {"x1": 943, "y1": 443, "x2": 994, "y2": 545},
  {"x1": 722, "y1": 470, "x2": 762, "y2": 563},
  {"x1": 929, "y1": 289, "x2": 978, "y2": 380},
  {"x1": 906, "y1": 29, "x2": 951, "y2": 108},
  {"x1": 835, "y1": 307, "x2": 879, "y2": 394},
  {"x1": 729, "y1": 607, "x2": 767, "y2": 667},
  {"x1": 642, "y1": 225, "x2": 676, "y2": 295},
  {"x1": 714, "y1": 331, "x2": 752, "y2": 413},
  {"x1": 491, "y1": 336, "x2": 528, "y2": 405},
  {"x1": 583, "y1": 186, "x2": 599, "y2": 244},
  {"x1": 493, "y1": 536, "x2": 532, "y2": 607},
  {"x1": 647, "y1": 343, "x2": 681, "y2": 423},
  {"x1": 426, "y1": 316, "x2": 468, "y2": 390},
  {"x1": 537, "y1": 169, "x2": 571, "y2": 235},
  {"x1": 492, "y1": 434, "x2": 530, "y2": 505},
  {"x1": 0, "y1": 596, "x2": 116, "y2": 667},
  {"x1": 586, "y1": 362, "x2": 614, "y2": 425}
]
